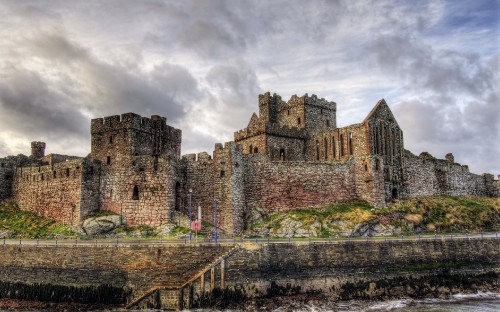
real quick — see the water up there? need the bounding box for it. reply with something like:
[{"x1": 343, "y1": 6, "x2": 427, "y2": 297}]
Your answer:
[{"x1": 0, "y1": 292, "x2": 498, "y2": 311}]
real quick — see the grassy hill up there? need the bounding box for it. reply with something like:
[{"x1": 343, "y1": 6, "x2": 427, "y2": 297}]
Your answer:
[
  {"x1": 250, "y1": 196, "x2": 500, "y2": 237},
  {"x1": 0, "y1": 201, "x2": 76, "y2": 238},
  {"x1": 1, "y1": 196, "x2": 499, "y2": 238}
]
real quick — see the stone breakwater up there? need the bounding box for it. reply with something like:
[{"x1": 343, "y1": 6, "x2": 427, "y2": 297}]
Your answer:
[{"x1": 0, "y1": 238, "x2": 498, "y2": 310}]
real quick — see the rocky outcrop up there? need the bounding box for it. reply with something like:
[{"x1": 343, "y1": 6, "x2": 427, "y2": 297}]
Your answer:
[{"x1": 81, "y1": 215, "x2": 123, "y2": 236}]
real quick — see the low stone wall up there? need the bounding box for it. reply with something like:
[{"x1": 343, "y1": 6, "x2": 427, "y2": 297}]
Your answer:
[
  {"x1": 0, "y1": 239, "x2": 498, "y2": 310},
  {"x1": 189, "y1": 238, "x2": 500, "y2": 308},
  {"x1": 0, "y1": 244, "x2": 232, "y2": 308}
]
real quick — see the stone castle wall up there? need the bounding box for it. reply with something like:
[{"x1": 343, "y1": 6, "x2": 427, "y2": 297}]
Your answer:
[
  {"x1": 99, "y1": 155, "x2": 179, "y2": 227},
  {"x1": 11, "y1": 158, "x2": 99, "y2": 225},
  {"x1": 403, "y1": 151, "x2": 491, "y2": 197},
  {"x1": 243, "y1": 154, "x2": 358, "y2": 214}
]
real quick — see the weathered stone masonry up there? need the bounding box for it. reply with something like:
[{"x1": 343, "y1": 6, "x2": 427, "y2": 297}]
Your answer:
[{"x1": 0, "y1": 92, "x2": 498, "y2": 233}]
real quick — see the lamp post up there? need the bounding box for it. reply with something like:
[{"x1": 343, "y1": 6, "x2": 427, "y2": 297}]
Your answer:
[
  {"x1": 214, "y1": 199, "x2": 218, "y2": 244},
  {"x1": 189, "y1": 188, "x2": 192, "y2": 241}
]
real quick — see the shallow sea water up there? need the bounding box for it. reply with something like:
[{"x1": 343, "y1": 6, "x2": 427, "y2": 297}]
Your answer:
[{"x1": 1, "y1": 292, "x2": 498, "y2": 311}]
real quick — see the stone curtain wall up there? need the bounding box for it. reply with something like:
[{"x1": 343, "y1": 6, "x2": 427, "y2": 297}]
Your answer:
[
  {"x1": 11, "y1": 159, "x2": 98, "y2": 225},
  {"x1": 403, "y1": 151, "x2": 491, "y2": 197},
  {"x1": 244, "y1": 154, "x2": 358, "y2": 214}
]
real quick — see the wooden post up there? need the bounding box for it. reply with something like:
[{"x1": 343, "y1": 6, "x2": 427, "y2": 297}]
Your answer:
[
  {"x1": 200, "y1": 272, "x2": 205, "y2": 293},
  {"x1": 210, "y1": 267, "x2": 215, "y2": 290},
  {"x1": 220, "y1": 259, "x2": 225, "y2": 289}
]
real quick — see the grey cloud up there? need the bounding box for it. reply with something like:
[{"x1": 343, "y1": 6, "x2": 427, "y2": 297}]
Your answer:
[
  {"x1": 0, "y1": 65, "x2": 89, "y2": 143},
  {"x1": 380, "y1": 32, "x2": 500, "y2": 174}
]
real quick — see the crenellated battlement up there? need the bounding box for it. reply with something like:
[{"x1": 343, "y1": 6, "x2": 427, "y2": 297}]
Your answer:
[
  {"x1": 91, "y1": 112, "x2": 169, "y2": 134},
  {"x1": 303, "y1": 93, "x2": 336, "y2": 111}
]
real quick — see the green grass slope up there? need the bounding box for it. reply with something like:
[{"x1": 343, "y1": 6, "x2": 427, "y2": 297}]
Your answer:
[{"x1": 0, "y1": 201, "x2": 76, "y2": 238}]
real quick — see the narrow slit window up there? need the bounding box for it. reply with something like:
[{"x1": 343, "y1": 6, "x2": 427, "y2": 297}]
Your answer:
[
  {"x1": 107, "y1": 156, "x2": 111, "y2": 165},
  {"x1": 298, "y1": 117, "x2": 301, "y2": 125},
  {"x1": 349, "y1": 133, "x2": 353, "y2": 155},
  {"x1": 254, "y1": 147, "x2": 258, "y2": 153},
  {"x1": 109, "y1": 136, "x2": 113, "y2": 144},
  {"x1": 332, "y1": 137, "x2": 336, "y2": 160},
  {"x1": 316, "y1": 140, "x2": 320, "y2": 161},
  {"x1": 340, "y1": 134, "x2": 345, "y2": 157},
  {"x1": 220, "y1": 170, "x2": 225, "y2": 177},
  {"x1": 324, "y1": 137, "x2": 328, "y2": 160},
  {"x1": 279, "y1": 148, "x2": 285, "y2": 161},
  {"x1": 66, "y1": 168, "x2": 70, "y2": 177},
  {"x1": 249, "y1": 145, "x2": 253, "y2": 154},
  {"x1": 133, "y1": 185, "x2": 139, "y2": 200}
]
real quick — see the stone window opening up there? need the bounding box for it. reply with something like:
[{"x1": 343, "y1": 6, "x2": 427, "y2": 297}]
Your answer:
[
  {"x1": 349, "y1": 133, "x2": 353, "y2": 155},
  {"x1": 298, "y1": 117, "x2": 301, "y2": 125},
  {"x1": 324, "y1": 137, "x2": 328, "y2": 160},
  {"x1": 133, "y1": 185, "x2": 139, "y2": 200},
  {"x1": 107, "y1": 156, "x2": 111, "y2": 165},
  {"x1": 316, "y1": 140, "x2": 320, "y2": 161},
  {"x1": 340, "y1": 134, "x2": 345, "y2": 157},
  {"x1": 279, "y1": 148, "x2": 285, "y2": 161},
  {"x1": 326, "y1": 120, "x2": 330, "y2": 127},
  {"x1": 41, "y1": 174, "x2": 44, "y2": 181},
  {"x1": 332, "y1": 137, "x2": 336, "y2": 160},
  {"x1": 254, "y1": 147, "x2": 258, "y2": 153},
  {"x1": 53, "y1": 171, "x2": 57, "y2": 178},
  {"x1": 320, "y1": 108, "x2": 323, "y2": 114},
  {"x1": 287, "y1": 109, "x2": 290, "y2": 115},
  {"x1": 139, "y1": 167, "x2": 145, "y2": 172},
  {"x1": 109, "y1": 136, "x2": 113, "y2": 144},
  {"x1": 220, "y1": 170, "x2": 225, "y2": 177},
  {"x1": 0, "y1": 163, "x2": 4, "y2": 168},
  {"x1": 66, "y1": 168, "x2": 70, "y2": 177},
  {"x1": 249, "y1": 145, "x2": 253, "y2": 154},
  {"x1": 392, "y1": 188, "x2": 398, "y2": 199}
]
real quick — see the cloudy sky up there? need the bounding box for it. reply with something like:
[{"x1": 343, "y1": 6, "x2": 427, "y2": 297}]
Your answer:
[{"x1": 0, "y1": 0, "x2": 498, "y2": 175}]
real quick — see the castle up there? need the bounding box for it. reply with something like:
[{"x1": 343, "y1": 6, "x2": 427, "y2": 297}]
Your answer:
[{"x1": 1, "y1": 92, "x2": 499, "y2": 234}]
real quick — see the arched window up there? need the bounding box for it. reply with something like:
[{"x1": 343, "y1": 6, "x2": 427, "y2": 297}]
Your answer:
[
  {"x1": 324, "y1": 137, "x2": 328, "y2": 160},
  {"x1": 392, "y1": 188, "x2": 398, "y2": 199},
  {"x1": 279, "y1": 148, "x2": 285, "y2": 161},
  {"x1": 340, "y1": 134, "x2": 345, "y2": 157},
  {"x1": 316, "y1": 140, "x2": 320, "y2": 161},
  {"x1": 133, "y1": 185, "x2": 139, "y2": 200}
]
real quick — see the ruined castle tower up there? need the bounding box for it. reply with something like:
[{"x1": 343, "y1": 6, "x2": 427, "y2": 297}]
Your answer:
[{"x1": 30, "y1": 141, "x2": 46, "y2": 159}]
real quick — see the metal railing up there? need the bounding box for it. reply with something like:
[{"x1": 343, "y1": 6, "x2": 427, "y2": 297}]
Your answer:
[{"x1": 1, "y1": 230, "x2": 499, "y2": 246}]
